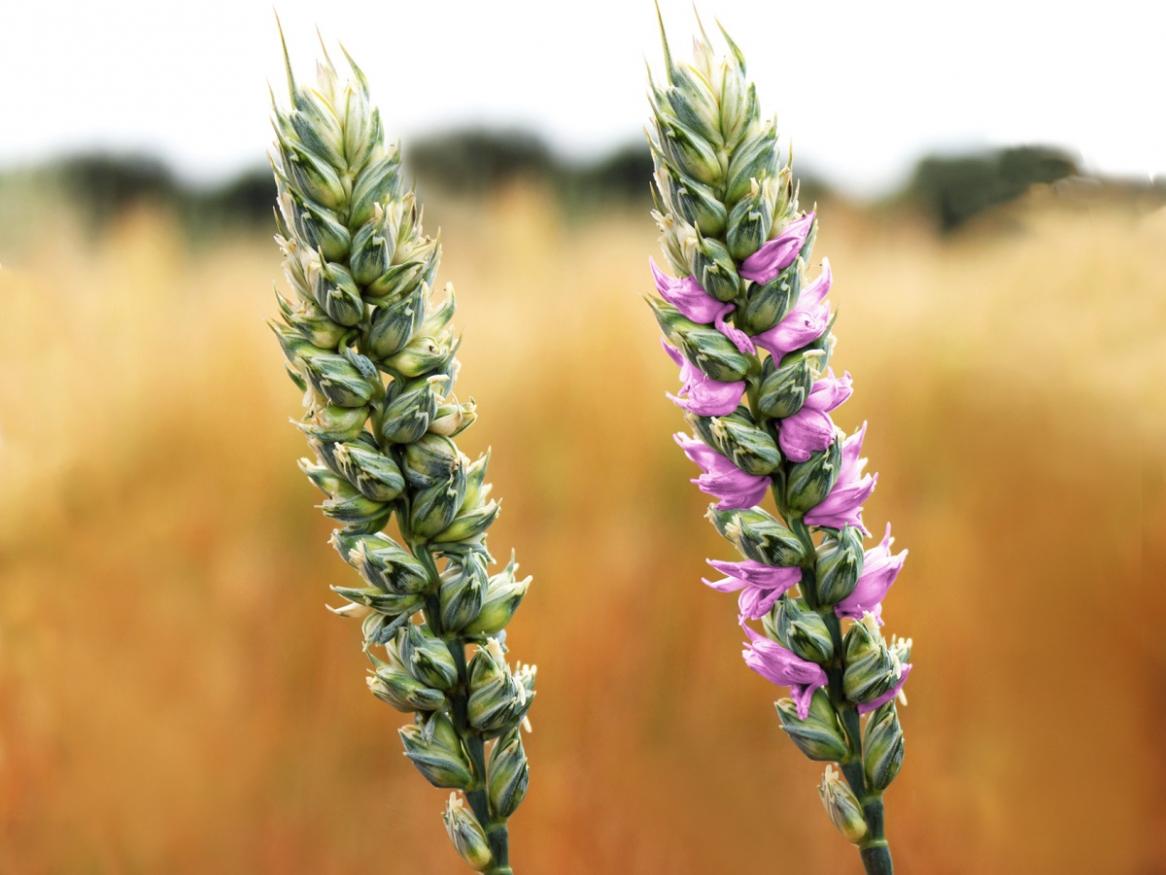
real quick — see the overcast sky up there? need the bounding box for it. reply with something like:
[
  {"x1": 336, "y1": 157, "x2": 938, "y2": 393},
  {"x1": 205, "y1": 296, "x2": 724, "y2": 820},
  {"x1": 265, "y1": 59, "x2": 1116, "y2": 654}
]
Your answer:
[{"x1": 1, "y1": 0, "x2": 1161, "y2": 196}]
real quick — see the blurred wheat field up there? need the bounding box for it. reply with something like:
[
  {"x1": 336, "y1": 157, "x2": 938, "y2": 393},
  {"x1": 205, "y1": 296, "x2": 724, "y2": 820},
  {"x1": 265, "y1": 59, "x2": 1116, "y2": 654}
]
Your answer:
[{"x1": 0, "y1": 189, "x2": 1163, "y2": 874}]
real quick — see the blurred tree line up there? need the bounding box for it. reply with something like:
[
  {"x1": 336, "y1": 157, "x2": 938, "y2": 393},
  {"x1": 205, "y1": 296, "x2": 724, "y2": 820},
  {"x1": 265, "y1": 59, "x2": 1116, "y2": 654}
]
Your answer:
[{"x1": 1, "y1": 130, "x2": 1161, "y2": 235}]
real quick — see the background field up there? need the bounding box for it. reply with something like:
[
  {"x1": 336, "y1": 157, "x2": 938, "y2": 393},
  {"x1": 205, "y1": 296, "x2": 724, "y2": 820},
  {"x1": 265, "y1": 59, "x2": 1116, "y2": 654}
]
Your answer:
[{"x1": 0, "y1": 183, "x2": 1163, "y2": 873}]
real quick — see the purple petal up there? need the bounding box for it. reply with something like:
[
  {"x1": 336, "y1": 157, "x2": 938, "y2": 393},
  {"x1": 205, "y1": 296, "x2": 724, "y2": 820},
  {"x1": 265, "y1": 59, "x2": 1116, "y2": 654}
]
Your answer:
[
  {"x1": 702, "y1": 575, "x2": 748, "y2": 594},
  {"x1": 715, "y1": 307, "x2": 756, "y2": 355},
  {"x1": 651, "y1": 259, "x2": 725, "y2": 323},
  {"x1": 695, "y1": 468, "x2": 770, "y2": 509},
  {"x1": 801, "y1": 257, "x2": 833, "y2": 307},
  {"x1": 835, "y1": 524, "x2": 907, "y2": 621},
  {"x1": 778, "y1": 406, "x2": 836, "y2": 463},
  {"x1": 673, "y1": 433, "x2": 720, "y2": 470},
  {"x1": 739, "y1": 212, "x2": 815, "y2": 285},
  {"x1": 675, "y1": 435, "x2": 769, "y2": 509},
  {"x1": 737, "y1": 583, "x2": 787, "y2": 619},
  {"x1": 804, "y1": 472, "x2": 878, "y2": 532},
  {"x1": 740, "y1": 625, "x2": 828, "y2": 718},
  {"x1": 667, "y1": 375, "x2": 746, "y2": 416},
  {"x1": 753, "y1": 296, "x2": 831, "y2": 359},
  {"x1": 803, "y1": 370, "x2": 853, "y2": 412},
  {"x1": 662, "y1": 343, "x2": 747, "y2": 416},
  {"x1": 706, "y1": 559, "x2": 801, "y2": 589}
]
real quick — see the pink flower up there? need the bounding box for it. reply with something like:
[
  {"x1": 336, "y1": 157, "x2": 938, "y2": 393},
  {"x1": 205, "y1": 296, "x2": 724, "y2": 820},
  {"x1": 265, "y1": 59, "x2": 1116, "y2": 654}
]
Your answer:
[
  {"x1": 662, "y1": 341, "x2": 746, "y2": 416},
  {"x1": 753, "y1": 258, "x2": 832, "y2": 359},
  {"x1": 856, "y1": 664, "x2": 912, "y2": 715},
  {"x1": 739, "y1": 212, "x2": 815, "y2": 285},
  {"x1": 741, "y1": 624, "x2": 827, "y2": 719},
  {"x1": 651, "y1": 258, "x2": 725, "y2": 323},
  {"x1": 674, "y1": 434, "x2": 769, "y2": 509},
  {"x1": 804, "y1": 421, "x2": 877, "y2": 533},
  {"x1": 651, "y1": 259, "x2": 755, "y2": 355},
  {"x1": 778, "y1": 370, "x2": 853, "y2": 462},
  {"x1": 704, "y1": 558, "x2": 801, "y2": 619},
  {"x1": 835, "y1": 524, "x2": 907, "y2": 622}
]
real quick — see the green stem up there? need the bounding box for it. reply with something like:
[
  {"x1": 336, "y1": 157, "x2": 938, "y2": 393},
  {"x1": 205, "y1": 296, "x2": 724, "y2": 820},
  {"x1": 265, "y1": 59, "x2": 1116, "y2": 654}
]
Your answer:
[{"x1": 416, "y1": 547, "x2": 512, "y2": 873}]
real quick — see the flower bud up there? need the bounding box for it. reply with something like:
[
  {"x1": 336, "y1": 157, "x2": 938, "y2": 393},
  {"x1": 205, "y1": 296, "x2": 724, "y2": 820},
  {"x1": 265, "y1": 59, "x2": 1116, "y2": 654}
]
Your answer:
[
  {"x1": 322, "y1": 490, "x2": 391, "y2": 534},
  {"x1": 487, "y1": 729, "x2": 530, "y2": 819},
  {"x1": 661, "y1": 119, "x2": 723, "y2": 185},
  {"x1": 368, "y1": 640, "x2": 446, "y2": 712},
  {"x1": 299, "y1": 199, "x2": 352, "y2": 262},
  {"x1": 660, "y1": 68, "x2": 722, "y2": 147},
  {"x1": 347, "y1": 220, "x2": 393, "y2": 286},
  {"x1": 294, "y1": 403, "x2": 370, "y2": 442},
  {"x1": 401, "y1": 623, "x2": 459, "y2": 691},
  {"x1": 367, "y1": 253, "x2": 433, "y2": 300},
  {"x1": 285, "y1": 143, "x2": 347, "y2": 208},
  {"x1": 740, "y1": 259, "x2": 799, "y2": 335},
  {"x1": 468, "y1": 639, "x2": 536, "y2": 742},
  {"x1": 818, "y1": 765, "x2": 869, "y2": 845},
  {"x1": 280, "y1": 94, "x2": 345, "y2": 170},
  {"x1": 275, "y1": 292, "x2": 349, "y2": 350},
  {"x1": 724, "y1": 122, "x2": 778, "y2": 204},
  {"x1": 271, "y1": 321, "x2": 323, "y2": 367},
  {"x1": 769, "y1": 596, "x2": 833, "y2": 664},
  {"x1": 322, "y1": 438, "x2": 404, "y2": 502},
  {"x1": 467, "y1": 639, "x2": 537, "y2": 736},
  {"x1": 439, "y1": 555, "x2": 488, "y2": 632},
  {"x1": 694, "y1": 235, "x2": 741, "y2": 303},
  {"x1": 430, "y1": 396, "x2": 477, "y2": 437},
  {"x1": 692, "y1": 410, "x2": 780, "y2": 476},
  {"x1": 459, "y1": 452, "x2": 493, "y2": 511},
  {"x1": 776, "y1": 689, "x2": 849, "y2": 761},
  {"x1": 380, "y1": 377, "x2": 439, "y2": 444},
  {"x1": 443, "y1": 794, "x2": 493, "y2": 871},
  {"x1": 816, "y1": 527, "x2": 865, "y2": 605},
  {"x1": 432, "y1": 500, "x2": 500, "y2": 545},
  {"x1": 677, "y1": 325, "x2": 751, "y2": 383},
  {"x1": 349, "y1": 152, "x2": 403, "y2": 228},
  {"x1": 342, "y1": 85, "x2": 380, "y2": 173},
  {"x1": 784, "y1": 438, "x2": 842, "y2": 513},
  {"x1": 330, "y1": 583, "x2": 420, "y2": 616},
  {"x1": 367, "y1": 671, "x2": 444, "y2": 712},
  {"x1": 707, "y1": 507, "x2": 804, "y2": 567},
  {"x1": 403, "y1": 434, "x2": 461, "y2": 489},
  {"x1": 725, "y1": 179, "x2": 774, "y2": 261},
  {"x1": 310, "y1": 258, "x2": 364, "y2": 327},
  {"x1": 399, "y1": 711, "x2": 474, "y2": 789},
  {"x1": 755, "y1": 349, "x2": 824, "y2": 419},
  {"x1": 385, "y1": 329, "x2": 457, "y2": 379},
  {"x1": 464, "y1": 560, "x2": 531, "y2": 636},
  {"x1": 331, "y1": 531, "x2": 431, "y2": 595},
  {"x1": 299, "y1": 348, "x2": 380, "y2": 408},
  {"x1": 299, "y1": 459, "x2": 391, "y2": 533},
  {"x1": 717, "y1": 57, "x2": 755, "y2": 149},
  {"x1": 648, "y1": 300, "x2": 750, "y2": 383},
  {"x1": 410, "y1": 459, "x2": 468, "y2": 538},
  {"x1": 674, "y1": 176, "x2": 728, "y2": 237},
  {"x1": 361, "y1": 608, "x2": 413, "y2": 647},
  {"x1": 365, "y1": 287, "x2": 425, "y2": 360},
  {"x1": 843, "y1": 617, "x2": 910, "y2": 708},
  {"x1": 862, "y1": 701, "x2": 905, "y2": 792}
]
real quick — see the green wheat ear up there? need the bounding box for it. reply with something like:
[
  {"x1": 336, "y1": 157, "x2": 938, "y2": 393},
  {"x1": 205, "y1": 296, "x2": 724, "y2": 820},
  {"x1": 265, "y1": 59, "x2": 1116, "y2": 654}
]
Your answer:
[{"x1": 269, "y1": 29, "x2": 532, "y2": 875}]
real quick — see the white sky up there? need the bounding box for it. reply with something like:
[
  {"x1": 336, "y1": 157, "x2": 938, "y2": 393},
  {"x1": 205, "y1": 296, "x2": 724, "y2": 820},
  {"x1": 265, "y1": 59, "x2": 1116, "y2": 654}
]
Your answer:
[{"x1": 1, "y1": 0, "x2": 1162, "y2": 196}]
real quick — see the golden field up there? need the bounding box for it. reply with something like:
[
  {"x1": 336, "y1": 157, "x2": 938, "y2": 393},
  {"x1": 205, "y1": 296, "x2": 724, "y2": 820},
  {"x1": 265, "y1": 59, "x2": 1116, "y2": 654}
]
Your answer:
[{"x1": 0, "y1": 188, "x2": 1163, "y2": 874}]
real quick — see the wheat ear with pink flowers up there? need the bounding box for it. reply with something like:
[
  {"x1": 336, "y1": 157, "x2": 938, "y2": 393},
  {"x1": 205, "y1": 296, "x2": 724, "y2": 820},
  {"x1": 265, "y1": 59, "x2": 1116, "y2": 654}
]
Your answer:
[{"x1": 645, "y1": 13, "x2": 912, "y2": 873}]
